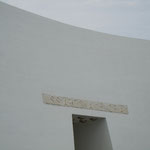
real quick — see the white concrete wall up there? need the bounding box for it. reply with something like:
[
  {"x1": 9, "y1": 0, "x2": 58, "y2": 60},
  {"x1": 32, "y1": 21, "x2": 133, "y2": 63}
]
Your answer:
[{"x1": 0, "y1": 2, "x2": 150, "y2": 150}]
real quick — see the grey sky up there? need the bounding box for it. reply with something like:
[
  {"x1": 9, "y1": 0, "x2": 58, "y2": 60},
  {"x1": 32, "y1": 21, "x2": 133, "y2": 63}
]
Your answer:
[{"x1": 1, "y1": 0, "x2": 150, "y2": 40}]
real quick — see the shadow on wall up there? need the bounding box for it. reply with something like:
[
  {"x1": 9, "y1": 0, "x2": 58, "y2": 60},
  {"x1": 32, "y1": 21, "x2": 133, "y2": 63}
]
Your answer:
[{"x1": 72, "y1": 114, "x2": 113, "y2": 150}]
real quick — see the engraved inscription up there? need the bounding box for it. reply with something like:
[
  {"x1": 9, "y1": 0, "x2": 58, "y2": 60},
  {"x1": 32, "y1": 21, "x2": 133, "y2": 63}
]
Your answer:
[{"x1": 42, "y1": 93, "x2": 128, "y2": 114}]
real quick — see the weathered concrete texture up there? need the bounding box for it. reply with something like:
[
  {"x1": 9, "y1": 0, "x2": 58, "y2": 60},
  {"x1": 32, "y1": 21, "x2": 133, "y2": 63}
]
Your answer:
[
  {"x1": 72, "y1": 114, "x2": 99, "y2": 124},
  {"x1": 42, "y1": 93, "x2": 128, "y2": 114}
]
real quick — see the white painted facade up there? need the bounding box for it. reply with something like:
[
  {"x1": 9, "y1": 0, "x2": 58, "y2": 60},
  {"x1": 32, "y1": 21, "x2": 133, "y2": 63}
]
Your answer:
[{"x1": 0, "y1": 2, "x2": 150, "y2": 150}]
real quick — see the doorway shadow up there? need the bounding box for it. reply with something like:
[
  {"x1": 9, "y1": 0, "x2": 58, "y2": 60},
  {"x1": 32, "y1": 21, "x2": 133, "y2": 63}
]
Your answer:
[{"x1": 72, "y1": 114, "x2": 113, "y2": 150}]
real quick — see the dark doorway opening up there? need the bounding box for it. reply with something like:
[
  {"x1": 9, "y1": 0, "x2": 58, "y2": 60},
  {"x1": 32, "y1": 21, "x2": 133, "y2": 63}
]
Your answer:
[{"x1": 72, "y1": 114, "x2": 113, "y2": 150}]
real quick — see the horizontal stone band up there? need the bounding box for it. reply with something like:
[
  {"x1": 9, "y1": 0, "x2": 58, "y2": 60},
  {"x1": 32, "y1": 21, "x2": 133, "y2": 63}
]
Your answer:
[{"x1": 42, "y1": 93, "x2": 128, "y2": 114}]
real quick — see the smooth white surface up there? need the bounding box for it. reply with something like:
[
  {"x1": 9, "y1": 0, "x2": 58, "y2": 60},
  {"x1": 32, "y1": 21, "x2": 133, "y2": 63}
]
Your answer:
[{"x1": 0, "y1": 2, "x2": 150, "y2": 150}]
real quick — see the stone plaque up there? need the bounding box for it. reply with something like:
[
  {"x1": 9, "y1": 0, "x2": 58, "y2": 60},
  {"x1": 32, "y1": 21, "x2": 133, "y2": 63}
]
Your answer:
[{"x1": 42, "y1": 93, "x2": 128, "y2": 114}]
